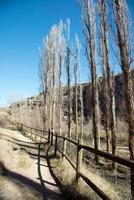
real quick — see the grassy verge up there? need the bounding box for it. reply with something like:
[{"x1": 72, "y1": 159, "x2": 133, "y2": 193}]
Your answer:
[
  {"x1": 46, "y1": 145, "x2": 127, "y2": 200},
  {"x1": 47, "y1": 147, "x2": 102, "y2": 200}
]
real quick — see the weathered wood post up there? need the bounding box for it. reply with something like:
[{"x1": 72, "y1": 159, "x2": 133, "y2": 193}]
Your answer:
[
  {"x1": 42, "y1": 130, "x2": 45, "y2": 138},
  {"x1": 21, "y1": 124, "x2": 25, "y2": 135},
  {"x1": 62, "y1": 137, "x2": 67, "y2": 162},
  {"x1": 76, "y1": 138, "x2": 83, "y2": 182},
  {"x1": 32, "y1": 133, "x2": 34, "y2": 141},
  {"x1": 35, "y1": 135, "x2": 37, "y2": 142},
  {"x1": 48, "y1": 130, "x2": 51, "y2": 143},
  {"x1": 51, "y1": 131, "x2": 53, "y2": 146},
  {"x1": 34, "y1": 134, "x2": 36, "y2": 141},
  {"x1": 54, "y1": 133, "x2": 58, "y2": 157},
  {"x1": 31, "y1": 133, "x2": 34, "y2": 140}
]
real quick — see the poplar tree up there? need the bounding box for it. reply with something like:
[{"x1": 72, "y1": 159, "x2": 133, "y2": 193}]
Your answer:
[
  {"x1": 65, "y1": 19, "x2": 72, "y2": 138},
  {"x1": 98, "y1": 0, "x2": 116, "y2": 166},
  {"x1": 80, "y1": 0, "x2": 100, "y2": 163}
]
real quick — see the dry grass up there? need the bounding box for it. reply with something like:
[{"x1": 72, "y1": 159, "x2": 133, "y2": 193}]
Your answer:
[
  {"x1": 50, "y1": 157, "x2": 94, "y2": 200},
  {"x1": 1, "y1": 108, "x2": 130, "y2": 199},
  {"x1": 48, "y1": 147, "x2": 122, "y2": 200}
]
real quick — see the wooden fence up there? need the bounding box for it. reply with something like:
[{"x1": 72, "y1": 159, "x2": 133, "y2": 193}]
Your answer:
[{"x1": 18, "y1": 123, "x2": 134, "y2": 200}]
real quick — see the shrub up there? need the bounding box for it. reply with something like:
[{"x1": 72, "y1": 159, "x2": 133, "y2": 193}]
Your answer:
[{"x1": 7, "y1": 109, "x2": 12, "y2": 115}]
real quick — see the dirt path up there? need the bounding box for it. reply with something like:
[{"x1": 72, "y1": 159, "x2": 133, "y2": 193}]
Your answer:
[{"x1": 0, "y1": 128, "x2": 65, "y2": 200}]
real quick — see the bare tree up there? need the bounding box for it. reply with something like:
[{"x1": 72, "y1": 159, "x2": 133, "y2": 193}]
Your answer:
[
  {"x1": 40, "y1": 23, "x2": 65, "y2": 137},
  {"x1": 79, "y1": 77, "x2": 84, "y2": 142},
  {"x1": 42, "y1": 28, "x2": 57, "y2": 134},
  {"x1": 38, "y1": 47, "x2": 46, "y2": 130},
  {"x1": 49, "y1": 25, "x2": 60, "y2": 135},
  {"x1": 80, "y1": 0, "x2": 100, "y2": 163},
  {"x1": 110, "y1": 73, "x2": 116, "y2": 169},
  {"x1": 65, "y1": 19, "x2": 72, "y2": 138},
  {"x1": 98, "y1": 0, "x2": 116, "y2": 163},
  {"x1": 57, "y1": 21, "x2": 64, "y2": 136},
  {"x1": 43, "y1": 35, "x2": 52, "y2": 132},
  {"x1": 43, "y1": 37, "x2": 50, "y2": 132},
  {"x1": 98, "y1": 0, "x2": 111, "y2": 153},
  {"x1": 74, "y1": 34, "x2": 79, "y2": 141},
  {"x1": 74, "y1": 34, "x2": 84, "y2": 142},
  {"x1": 77, "y1": 35, "x2": 84, "y2": 142},
  {"x1": 112, "y1": 0, "x2": 134, "y2": 197},
  {"x1": 52, "y1": 36, "x2": 56, "y2": 135}
]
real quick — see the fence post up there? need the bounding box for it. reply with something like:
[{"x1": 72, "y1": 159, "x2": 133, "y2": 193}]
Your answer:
[
  {"x1": 51, "y1": 132, "x2": 53, "y2": 146},
  {"x1": 21, "y1": 124, "x2": 25, "y2": 135},
  {"x1": 62, "y1": 137, "x2": 67, "y2": 162},
  {"x1": 34, "y1": 134, "x2": 36, "y2": 141},
  {"x1": 48, "y1": 130, "x2": 51, "y2": 143},
  {"x1": 76, "y1": 138, "x2": 83, "y2": 182},
  {"x1": 42, "y1": 130, "x2": 44, "y2": 138},
  {"x1": 54, "y1": 133, "x2": 57, "y2": 157}
]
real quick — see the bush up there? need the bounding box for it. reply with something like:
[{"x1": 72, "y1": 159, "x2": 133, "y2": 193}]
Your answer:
[{"x1": 7, "y1": 109, "x2": 12, "y2": 115}]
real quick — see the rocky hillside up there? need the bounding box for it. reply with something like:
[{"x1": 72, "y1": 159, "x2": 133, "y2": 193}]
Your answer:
[{"x1": 10, "y1": 70, "x2": 134, "y2": 129}]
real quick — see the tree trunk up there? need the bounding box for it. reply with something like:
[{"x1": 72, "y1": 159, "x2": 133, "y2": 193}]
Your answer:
[
  {"x1": 75, "y1": 78, "x2": 78, "y2": 141},
  {"x1": 110, "y1": 76, "x2": 117, "y2": 170},
  {"x1": 98, "y1": 0, "x2": 117, "y2": 160},
  {"x1": 58, "y1": 56, "x2": 62, "y2": 136},
  {"x1": 87, "y1": 0, "x2": 100, "y2": 163},
  {"x1": 66, "y1": 28, "x2": 71, "y2": 138}
]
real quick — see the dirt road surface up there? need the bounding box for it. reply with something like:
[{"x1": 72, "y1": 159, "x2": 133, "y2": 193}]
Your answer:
[{"x1": 0, "y1": 127, "x2": 65, "y2": 200}]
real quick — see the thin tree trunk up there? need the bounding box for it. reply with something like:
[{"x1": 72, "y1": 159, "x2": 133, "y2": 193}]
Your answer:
[
  {"x1": 74, "y1": 34, "x2": 79, "y2": 141},
  {"x1": 59, "y1": 56, "x2": 62, "y2": 136},
  {"x1": 110, "y1": 75, "x2": 117, "y2": 170},
  {"x1": 98, "y1": 0, "x2": 111, "y2": 153},
  {"x1": 98, "y1": 0, "x2": 116, "y2": 159},
  {"x1": 66, "y1": 20, "x2": 72, "y2": 138},
  {"x1": 67, "y1": 50, "x2": 71, "y2": 138},
  {"x1": 52, "y1": 54, "x2": 55, "y2": 135},
  {"x1": 75, "y1": 76, "x2": 78, "y2": 141},
  {"x1": 79, "y1": 83, "x2": 84, "y2": 140},
  {"x1": 87, "y1": 0, "x2": 100, "y2": 163}
]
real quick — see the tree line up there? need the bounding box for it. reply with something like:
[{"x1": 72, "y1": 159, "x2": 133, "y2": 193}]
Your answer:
[{"x1": 39, "y1": 0, "x2": 134, "y2": 198}]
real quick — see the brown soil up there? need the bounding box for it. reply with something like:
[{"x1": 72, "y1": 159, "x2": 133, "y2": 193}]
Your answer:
[{"x1": 0, "y1": 127, "x2": 65, "y2": 200}]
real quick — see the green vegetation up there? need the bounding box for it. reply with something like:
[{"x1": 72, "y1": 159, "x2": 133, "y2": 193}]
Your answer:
[{"x1": 6, "y1": 109, "x2": 12, "y2": 116}]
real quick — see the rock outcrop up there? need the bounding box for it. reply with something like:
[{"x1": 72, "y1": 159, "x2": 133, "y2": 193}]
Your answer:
[{"x1": 10, "y1": 70, "x2": 134, "y2": 129}]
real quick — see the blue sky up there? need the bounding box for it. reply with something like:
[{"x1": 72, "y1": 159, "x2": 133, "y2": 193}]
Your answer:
[
  {"x1": 0, "y1": 0, "x2": 133, "y2": 106},
  {"x1": 0, "y1": 0, "x2": 83, "y2": 106}
]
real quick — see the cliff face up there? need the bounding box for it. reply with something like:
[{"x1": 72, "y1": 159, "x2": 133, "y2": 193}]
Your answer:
[
  {"x1": 11, "y1": 94, "x2": 45, "y2": 129},
  {"x1": 82, "y1": 70, "x2": 134, "y2": 120},
  {"x1": 10, "y1": 70, "x2": 134, "y2": 129}
]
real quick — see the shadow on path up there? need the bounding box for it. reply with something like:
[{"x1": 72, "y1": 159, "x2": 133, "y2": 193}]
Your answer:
[
  {"x1": 0, "y1": 131, "x2": 65, "y2": 200},
  {"x1": 37, "y1": 143, "x2": 47, "y2": 200},
  {"x1": 37, "y1": 143, "x2": 64, "y2": 200}
]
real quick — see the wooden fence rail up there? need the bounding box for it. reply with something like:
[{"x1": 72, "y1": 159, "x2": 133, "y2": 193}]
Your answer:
[{"x1": 16, "y1": 123, "x2": 134, "y2": 200}]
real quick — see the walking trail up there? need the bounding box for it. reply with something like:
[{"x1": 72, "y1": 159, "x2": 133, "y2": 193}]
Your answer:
[{"x1": 0, "y1": 127, "x2": 65, "y2": 200}]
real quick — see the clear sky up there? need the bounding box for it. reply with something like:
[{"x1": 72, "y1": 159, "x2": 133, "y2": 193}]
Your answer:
[{"x1": 0, "y1": 0, "x2": 133, "y2": 106}]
